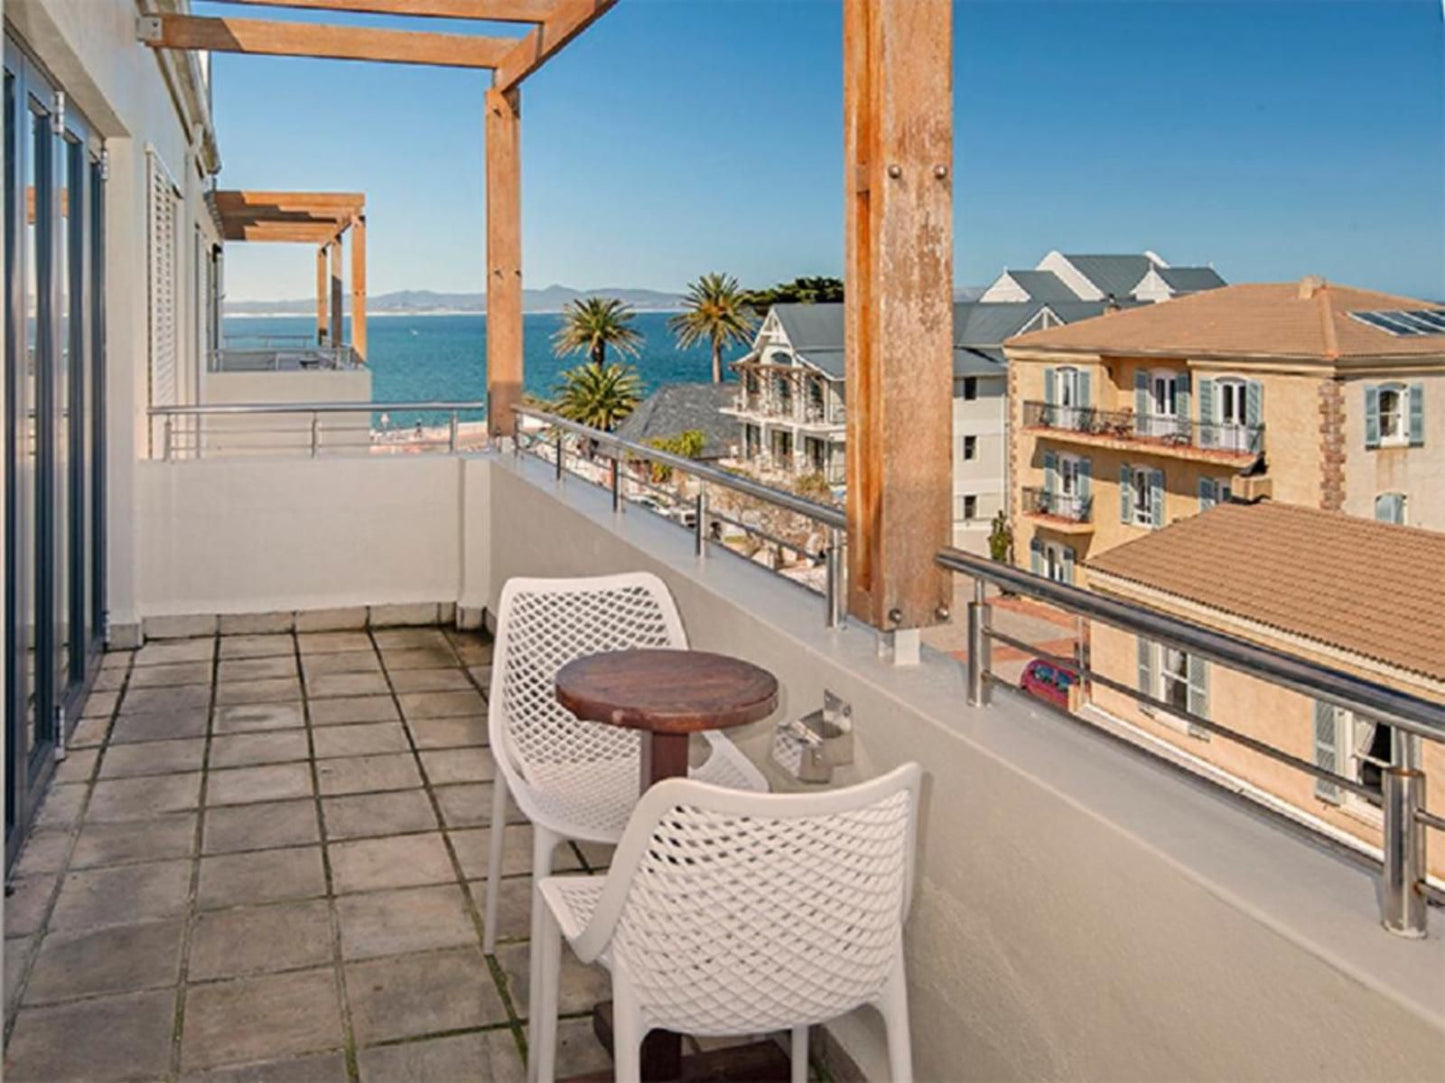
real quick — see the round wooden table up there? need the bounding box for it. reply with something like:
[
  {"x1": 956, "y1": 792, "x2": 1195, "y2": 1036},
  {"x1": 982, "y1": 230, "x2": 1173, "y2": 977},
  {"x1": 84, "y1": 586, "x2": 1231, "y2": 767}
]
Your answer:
[
  {"x1": 555, "y1": 647, "x2": 779, "y2": 792},
  {"x1": 553, "y1": 647, "x2": 786, "y2": 1083}
]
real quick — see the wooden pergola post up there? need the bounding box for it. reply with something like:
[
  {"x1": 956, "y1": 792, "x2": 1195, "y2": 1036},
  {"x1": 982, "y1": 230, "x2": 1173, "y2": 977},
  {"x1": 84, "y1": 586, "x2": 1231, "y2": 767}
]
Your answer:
[
  {"x1": 843, "y1": 0, "x2": 954, "y2": 635},
  {"x1": 350, "y1": 214, "x2": 367, "y2": 363},
  {"x1": 486, "y1": 85, "x2": 523, "y2": 438},
  {"x1": 329, "y1": 238, "x2": 344, "y2": 349},
  {"x1": 315, "y1": 245, "x2": 329, "y2": 344}
]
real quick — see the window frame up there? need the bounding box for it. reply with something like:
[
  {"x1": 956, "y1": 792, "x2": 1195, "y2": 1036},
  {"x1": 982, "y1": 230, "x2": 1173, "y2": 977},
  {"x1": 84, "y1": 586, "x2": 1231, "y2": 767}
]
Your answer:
[
  {"x1": 1377, "y1": 384, "x2": 1407, "y2": 445},
  {"x1": 1131, "y1": 468, "x2": 1152, "y2": 527}
]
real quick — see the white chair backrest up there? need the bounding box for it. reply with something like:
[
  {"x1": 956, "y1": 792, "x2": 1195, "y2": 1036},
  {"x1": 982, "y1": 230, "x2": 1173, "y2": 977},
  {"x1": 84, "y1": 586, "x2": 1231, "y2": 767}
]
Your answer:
[
  {"x1": 489, "y1": 573, "x2": 688, "y2": 776},
  {"x1": 572, "y1": 763, "x2": 923, "y2": 1035}
]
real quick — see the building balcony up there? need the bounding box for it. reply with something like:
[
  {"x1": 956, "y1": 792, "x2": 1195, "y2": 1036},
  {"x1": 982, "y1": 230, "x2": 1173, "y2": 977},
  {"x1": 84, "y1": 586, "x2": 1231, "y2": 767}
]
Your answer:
[
  {"x1": 5, "y1": 426, "x2": 1441, "y2": 1083},
  {"x1": 1022, "y1": 485, "x2": 1095, "y2": 532},
  {"x1": 209, "y1": 343, "x2": 362, "y2": 372},
  {"x1": 1022, "y1": 400, "x2": 1264, "y2": 462}
]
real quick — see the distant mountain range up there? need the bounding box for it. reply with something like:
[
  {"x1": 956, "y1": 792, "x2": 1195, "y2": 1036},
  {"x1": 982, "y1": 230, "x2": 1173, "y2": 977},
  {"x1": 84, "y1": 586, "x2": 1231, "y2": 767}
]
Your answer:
[{"x1": 224, "y1": 285, "x2": 686, "y2": 316}]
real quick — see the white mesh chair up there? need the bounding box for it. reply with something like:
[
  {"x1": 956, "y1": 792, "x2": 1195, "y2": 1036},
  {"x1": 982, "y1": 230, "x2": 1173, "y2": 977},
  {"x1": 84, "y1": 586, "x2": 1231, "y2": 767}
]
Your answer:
[
  {"x1": 531, "y1": 762, "x2": 922, "y2": 1083},
  {"x1": 481, "y1": 573, "x2": 768, "y2": 1071}
]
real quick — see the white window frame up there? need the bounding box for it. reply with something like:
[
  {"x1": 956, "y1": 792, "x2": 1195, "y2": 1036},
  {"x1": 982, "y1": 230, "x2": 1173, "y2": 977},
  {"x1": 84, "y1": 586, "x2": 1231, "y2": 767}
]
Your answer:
[
  {"x1": 962, "y1": 435, "x2": 977, "y2": 461},
  {"x1": 1378, "y1": 384, "x2": 1407, "y2": 446},
  {"x1": 1330, "y1": 706, "x2": 1394, "y2": 823},
  {"x1": 1058, "y1": 453, "x2": 1083, "y2": 497},
  {"x1": 963, "y1": 494, "x2": 977, "y2": 521},
  {"x1": 1042, "y1": 541, "x2": 1071, "y2": 584},
  {"x1": 1375, "y1": 491, "x2": 1406, "y2": 525},
  {"x1": 1131, "y1": 468, "x2": 1152, "y2": 527}
]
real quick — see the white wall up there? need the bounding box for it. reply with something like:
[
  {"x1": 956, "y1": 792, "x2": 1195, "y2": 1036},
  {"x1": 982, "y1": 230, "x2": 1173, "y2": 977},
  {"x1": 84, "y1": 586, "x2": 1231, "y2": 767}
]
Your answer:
[
  {"x1": 193, "y1": 370, "x2": 373, "y2": 456},
  {"x1": 136, "y1": 455, "x2": 491, "y2": 619},
  {"x1": 487, "y1": 455, "x2": 1445, "y2": 1083}
]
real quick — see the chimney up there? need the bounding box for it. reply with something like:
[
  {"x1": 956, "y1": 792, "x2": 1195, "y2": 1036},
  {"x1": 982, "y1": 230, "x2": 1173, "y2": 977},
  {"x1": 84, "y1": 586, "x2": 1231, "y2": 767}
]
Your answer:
[{"x1": 1298, "y1": 275, "x2": 1327, "y2": 299}]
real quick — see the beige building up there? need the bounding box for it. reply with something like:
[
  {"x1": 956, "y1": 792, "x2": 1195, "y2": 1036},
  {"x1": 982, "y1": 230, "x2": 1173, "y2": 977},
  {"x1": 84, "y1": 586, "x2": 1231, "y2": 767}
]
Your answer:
[
  {"x1": 1004, "y1": 278, "x2": 1445, "y2": 583},
  {"x1": 1082, "y1": 502, "x2": 1445, "y2": 879}
]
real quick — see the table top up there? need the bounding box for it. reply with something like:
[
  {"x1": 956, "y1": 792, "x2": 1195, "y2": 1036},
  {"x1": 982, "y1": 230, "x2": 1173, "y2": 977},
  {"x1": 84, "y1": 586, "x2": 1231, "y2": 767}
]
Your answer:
[{"x1": 555, "y1": 649, "x2": 779, "y2": 735}]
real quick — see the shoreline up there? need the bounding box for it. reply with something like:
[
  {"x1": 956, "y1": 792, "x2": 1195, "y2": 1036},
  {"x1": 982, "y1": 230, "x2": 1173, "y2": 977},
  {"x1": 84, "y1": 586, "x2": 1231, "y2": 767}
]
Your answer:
[{"x1": 225, "y1": 308, "x2": 687, "y2": 319}]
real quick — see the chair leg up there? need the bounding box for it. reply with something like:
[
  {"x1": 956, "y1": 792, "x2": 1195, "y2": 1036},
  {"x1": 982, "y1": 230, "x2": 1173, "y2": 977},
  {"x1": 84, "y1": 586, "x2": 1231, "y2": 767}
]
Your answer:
[
  {"x1": 612, "y1": 986, "x2": 643, "y2": 1083},
  {"x1": 529, "y1": 901, "x2": 563, "y2": 1083},
  {"x1": 791, "y1": 1025, "x2": 809, "y2": 1083},
  {"x1": 525, "y1": 825, "x2": 559, "y2": 1083},
  {"x1": 482, "y1": 776, "x2": 510, "y2": 954},
  {"x1": 879, "y1": 958, "x2": 914, "y2": 1083}
]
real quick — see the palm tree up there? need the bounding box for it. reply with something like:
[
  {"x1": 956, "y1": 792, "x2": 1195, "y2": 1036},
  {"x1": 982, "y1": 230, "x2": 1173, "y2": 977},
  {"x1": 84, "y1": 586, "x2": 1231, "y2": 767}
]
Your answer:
[
  {"x1": 669, "y1": 273, "x2": 757, "y2": 383},
  {"x1": 553, "y1": 361, "x2": 642, "y2": 432},
  {"x1": 551, "y1": 297, "x2": 643, "y2": 368}
]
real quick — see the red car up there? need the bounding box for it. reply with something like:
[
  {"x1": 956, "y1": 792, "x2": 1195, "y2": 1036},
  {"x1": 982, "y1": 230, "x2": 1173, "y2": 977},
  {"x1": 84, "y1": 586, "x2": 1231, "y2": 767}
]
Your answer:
[{"x1": 1020, "y1": 658, "x2": 1081, "y2": 711}]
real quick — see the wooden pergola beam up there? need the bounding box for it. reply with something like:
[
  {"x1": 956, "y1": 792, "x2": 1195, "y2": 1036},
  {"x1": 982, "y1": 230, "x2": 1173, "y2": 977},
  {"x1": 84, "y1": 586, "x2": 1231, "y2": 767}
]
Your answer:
[
  {"x1": 494, "y1": 0, "x2": 614, "y2": 90},
  {"x1": 316, "y1": 247, "x2": 329, "y2": 345},
  {"x1": 330, "y1": 240, "x2": 345, "y2": 351},
  {"x1": 843, "y1": 0, "x2": 954, "y2": 633},
  {"x1": 225, "y1": 222, "x2": 350, "y2": 243},
  {"x1": 485, "y1": 86, "x2": 523, "y2": 437},
  {"x1": 140, "y1": 14, "x2": 517, "y2": 69},
  {"x1": 203, "y1": 0, "x2": 557, "y2": 22},
  {"x1": 214, "y1": 190, "x2": 365, "y2": 214},
  {"x1": 350, "y1": 215, "x2": 368, "y2": 363}
]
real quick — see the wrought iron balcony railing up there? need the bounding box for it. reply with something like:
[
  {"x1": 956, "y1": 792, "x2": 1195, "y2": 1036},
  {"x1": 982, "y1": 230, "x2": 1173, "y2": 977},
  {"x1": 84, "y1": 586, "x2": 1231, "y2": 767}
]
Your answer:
[
  {"x1": 1023, "y1": 401, "x2": 1264, "y2": 455},
  {"x1": 1022, "y1": 486, "x2": 1092, "y2": 523}
]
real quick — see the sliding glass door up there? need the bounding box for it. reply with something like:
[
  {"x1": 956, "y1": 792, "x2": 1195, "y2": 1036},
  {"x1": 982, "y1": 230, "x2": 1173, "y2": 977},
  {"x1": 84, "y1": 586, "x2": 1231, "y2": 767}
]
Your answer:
[{"x1": 4, "y1": 37, "x2": 106, "y2": 866}]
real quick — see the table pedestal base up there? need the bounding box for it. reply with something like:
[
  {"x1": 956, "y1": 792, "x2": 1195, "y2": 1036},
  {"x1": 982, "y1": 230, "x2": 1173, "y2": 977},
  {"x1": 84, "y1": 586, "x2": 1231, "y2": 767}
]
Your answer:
[{"x1": 557, "y1": 1002, "x2": 792, "y2": 1083}]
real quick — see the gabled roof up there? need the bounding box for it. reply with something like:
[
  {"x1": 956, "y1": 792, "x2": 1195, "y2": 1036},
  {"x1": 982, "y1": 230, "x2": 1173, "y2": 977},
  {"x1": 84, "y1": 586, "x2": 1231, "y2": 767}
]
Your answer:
[
  {"x1": 1087, "y1": 502, "x2": 1445, "y2": 683},
  {"x1": 1006, "y1": 279, "x2": 1445, "y2": 361},
  {"x1": 954, "y1": 302, "x2": 1046, "y2": 346},
  {"x1": 1062, "y1": 254, "x2": 1157, "y2": 299},
  {"x1": 771, "y1": 303, "x2": 845, "y2": 354},
  {"x1": 613, "y1": 383, "x2": 738, "y2": 460},
  {"x1": 1156, "y1": 266, "x2": 1226, "y2": 293},
  {"x1": 1000, "y1": 270, "x2": 1078, "y2": 304}
]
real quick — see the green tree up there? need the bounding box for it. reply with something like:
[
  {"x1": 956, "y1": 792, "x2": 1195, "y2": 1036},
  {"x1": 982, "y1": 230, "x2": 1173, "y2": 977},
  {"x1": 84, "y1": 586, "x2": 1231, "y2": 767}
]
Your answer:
[
  {"x1": 645, "y1": 429, "x2": 706, "y2": 483},
  {"x1": 551, "y1": 296, "x2": 643, "y2": 368},
  {"x1": 552, "y1": 361, "x2": 642, "y2": 432},
  {"x1": 988, "y1": 510, "x2": 1013, "y2": 563},
  {"x1": 742, "y1": 275, "x2": 845, "y2": 313},
  {"x1": 669, "y1": 273, "x2": 757, "y2": 384}
]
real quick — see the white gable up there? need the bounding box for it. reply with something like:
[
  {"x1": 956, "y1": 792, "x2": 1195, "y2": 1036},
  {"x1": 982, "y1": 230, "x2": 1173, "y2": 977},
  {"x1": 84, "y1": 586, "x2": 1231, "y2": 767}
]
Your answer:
[
  {"x1": 979, "y1": 271, "x2": 1031, "y2": 303},
  {"x1": 1037, "y1": 251, "x2": 1102, "y2": 301}
]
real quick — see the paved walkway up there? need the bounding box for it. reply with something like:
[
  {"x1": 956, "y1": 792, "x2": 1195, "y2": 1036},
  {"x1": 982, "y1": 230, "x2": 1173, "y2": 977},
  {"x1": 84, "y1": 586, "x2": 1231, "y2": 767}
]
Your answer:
[{"x1": 1, "y1": 626, "x2": 651, "y2": 1082}]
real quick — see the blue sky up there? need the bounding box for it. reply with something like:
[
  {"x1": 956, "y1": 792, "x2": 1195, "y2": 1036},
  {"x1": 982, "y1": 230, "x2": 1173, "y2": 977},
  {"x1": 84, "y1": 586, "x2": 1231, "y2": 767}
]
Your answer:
[{"x1": 205, "y1": 0, "x2": 1445, "y2": 302}]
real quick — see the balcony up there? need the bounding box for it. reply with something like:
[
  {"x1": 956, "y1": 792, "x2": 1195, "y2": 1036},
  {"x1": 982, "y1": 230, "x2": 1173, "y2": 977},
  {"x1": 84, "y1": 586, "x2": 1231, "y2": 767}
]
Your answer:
[
  {"x1": 1021, "y1": 485, "x2": 1094, "y2": 532},
  {"x1": 1023, "y1": 400, "x2": 1264, "y2": 462},
  {"x1": 209, "y1": 342, "x2": 363, "y2": 373},
  {"x1": 5, "y1": 426, "x2": 1442, "y2": 1083}
]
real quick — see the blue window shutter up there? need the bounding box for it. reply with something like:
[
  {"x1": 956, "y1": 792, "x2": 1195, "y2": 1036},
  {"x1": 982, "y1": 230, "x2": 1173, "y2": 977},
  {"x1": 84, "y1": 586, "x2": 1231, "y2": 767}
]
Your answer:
[
  {"x1": 1365, "y1": 386, "x2": 1381, "y2": 449},
  {"x1": 1043, "y1": 367, "x2": 1057, "y2": 408},
  {"x1": 1077, "y1": 370, "x2": 1092, "y2": 410},
  {"x1": 1375, "y1": 493, "x2": 1390, "y2": 522},
  {"x1": 1313, "y1": 701, "x2": 1341, "y2": 804},
  {"x1": 1199, "y1": 477, "x2": 1217, "y2": 512},
  {"x1": 1136, "y1": 637, "x2": 1153, "y2": 696},
  {"x1": 1150, "y1": 469, "x2": 1165, "y2": 527},
  {"x1": 1030, "y1": 535, "x2": 1043, "y2": 576},
  {"x1": 1077, "y1": 458, "x2": 1092, "y2": 510},
  {"x1": 1409, "y1": 383, "x2": 1425, "y2": 447},
  {"x1": 1120, "y1": 464, "x2": 1133, "y2": 523},
  {"x1": 1062, "y1": 546, "x2": 1076, "y2": 586},
  {"x1": 1197, "y1": 377, "x2": 1215, "y2": 447},
  {"x1": 1043, "y1": 450, "x2": 1058, "y2": 495},
  {"x1": 1175, "y1": 371, "x2": 1191, "y2": 426},
  {"x1": 1134, "y1": 370, "x2": 1149, "y2": 418},
  {"x1": 1245, "y1": 379, "x2": 1264, "y2": 431},
  {"x1": 1187, "y1": 655, "x2": 1210, "y2": 736}
]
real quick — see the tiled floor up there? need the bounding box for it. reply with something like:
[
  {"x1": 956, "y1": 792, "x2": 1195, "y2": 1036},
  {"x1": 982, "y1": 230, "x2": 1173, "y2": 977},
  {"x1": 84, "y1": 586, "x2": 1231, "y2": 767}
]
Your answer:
[{"x1": 0, "y1": 625, "x2": 628, "y2": 1082}]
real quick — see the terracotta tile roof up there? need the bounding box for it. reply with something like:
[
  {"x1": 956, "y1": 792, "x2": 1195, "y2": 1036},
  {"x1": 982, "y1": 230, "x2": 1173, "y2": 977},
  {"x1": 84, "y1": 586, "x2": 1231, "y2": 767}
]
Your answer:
[
  {"x1": 1005, "y1": 279, "x2": 1445, "y2": 362},
  {"x1": 1086, "y1": 502, "x2": 1445, "y2": 683}
]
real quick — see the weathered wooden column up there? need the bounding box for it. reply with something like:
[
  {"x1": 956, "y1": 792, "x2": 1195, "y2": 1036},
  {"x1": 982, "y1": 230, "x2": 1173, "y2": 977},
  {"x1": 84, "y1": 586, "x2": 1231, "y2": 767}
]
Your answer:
[
  {"x1": 350, "y1": 214, "x2": 367, "y2": 364},
  {"x1": 485, "y1": 85, "x2": 523, "y2": 439},
  {"x1": 329, "y1": 238, "x2": 344, "y2": 349},
  {"x1": 843, "y1": 0, "x2": 954, "y2": 637},
  {"x1": 315, "y1": 245, "x2": 329, "y2": 344}
]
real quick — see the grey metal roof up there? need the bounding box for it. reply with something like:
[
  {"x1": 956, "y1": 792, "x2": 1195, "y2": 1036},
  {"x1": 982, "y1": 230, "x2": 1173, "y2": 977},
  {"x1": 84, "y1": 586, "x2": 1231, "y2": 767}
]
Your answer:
[
  {"x1": 1156, "y1": 266, "x2": 1227, "y2": 293},
  {"x1": 954, "y1": 302, "x2": 1047, "y2": 346},
  {"x1": 953, "y1": 348, "x2": 1006, "y2": 378},
  {"x1": 998, "y1": 270, "x2": 1078, "y2": 303},
  {"x1": 612, "y1": 382, "x2": 739, "y2": 460},
  {"x1": 1062, "y1": 254, "x2": 1156, "y2": 299},
  {"x1": 771, "y1": 303, "x2": 846, "y2": 353}
]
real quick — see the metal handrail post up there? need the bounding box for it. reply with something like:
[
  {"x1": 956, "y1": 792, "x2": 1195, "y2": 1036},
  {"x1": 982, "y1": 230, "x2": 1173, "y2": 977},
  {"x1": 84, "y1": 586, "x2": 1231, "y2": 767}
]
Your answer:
[
  {"x1": 554, "y1": 430, "x2": 564, "y2": 482},
  {"x1": 694, "y1": 484, "x2": 708, "y2": 559},
  {"x1": 1381, "y1": 766, "x2": 1428, "y2": 937},
  {"x1": 309, "y1": 414, "x2": 320, "y2": 459},
  {"x1": 825, "y1": 527, "x2": 845, "y2": 629},
  {"x1": 448, "y1": 411, "x2": 459, "y2": 453},
  {"x1": 610, "y1": 456, "x2": 622, "y2": 513},
  {"x1": 967, "y1": 577, "x2": 991, "y2": 707},
  {"x1": 162, "y1": 417, "x2": 173, "y2": 462}
]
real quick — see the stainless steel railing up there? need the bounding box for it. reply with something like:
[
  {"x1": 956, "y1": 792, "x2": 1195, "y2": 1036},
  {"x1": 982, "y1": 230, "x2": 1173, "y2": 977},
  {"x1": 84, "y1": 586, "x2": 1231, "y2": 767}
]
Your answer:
[
  {"x1": 208, "y1": 345, "x2": 362, "y2": 372},
  {"x1": 513, "y1": 406, "x2": 848, "y2": 628},
  {"x1": 939, "y1": 545, "x2": 1441, "y2": 938},
  {"x1": 148, "y1": 401, "x2": 488, "y2": 460}
]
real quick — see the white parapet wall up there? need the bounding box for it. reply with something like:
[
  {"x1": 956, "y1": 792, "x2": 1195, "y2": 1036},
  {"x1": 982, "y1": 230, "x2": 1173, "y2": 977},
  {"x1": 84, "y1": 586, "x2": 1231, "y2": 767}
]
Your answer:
[{"x1": 135, "y1": 454, "x2": 490, "y2": 625}]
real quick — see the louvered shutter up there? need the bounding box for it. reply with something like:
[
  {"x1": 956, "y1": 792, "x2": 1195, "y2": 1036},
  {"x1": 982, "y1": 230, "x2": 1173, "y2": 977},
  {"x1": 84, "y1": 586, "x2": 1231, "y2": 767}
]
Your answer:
[
  {"x1": 1186, "y1": 655, "x2": 1210, "y2": 738},
  {"x1": 1136, "y1": 637, "x2": 1154, "y2": 697},
  {"x1": 1199, "y1": 477, "x2": 1218, "y2": 513},
  {"x1": 1134, "y1": 370, "x2": 1149, "y2": 418},
  {"x1": 1197, "y1": 377, "x2": 1215, "y2": 447},
  {"x1": 1043, "y1": 367, "x2": 1057, "y2": 408},
  {"x1": 1149, "y1": 469, "x2": 1165, "y2": 527},
  {"x1": 1043, "y1": 450, "x2": 1058, "y2": 496},
  {"x1": 1408, "y1": 383, "x2": 1424, "y2": 447},
  {"x1": 1245, "y1": 380, "x2": 1263, "y2": 427},
  {"x1": 1030, "y1": 535, "x2": 1043, "y2": 576},
  {"x1": 1314, "y1": 701, "x2": 1341, "y2": 804},
  {"x1": 1077, "y1": 370, "x2": 1092, "y2": 410},
  {"x1": 147, "y1": 152, "x2": 180, "y2": 450},
  {"x1": 1120, "y1": 464, "x2": 1133, "y2": 523},
  {"x1": 1365, "y1": 386, "x2": 1381, "y2": 448},
  {"x1": 1077, "y1": 458, "x2": 1092, "y2": 516},
  {"x1": 1061, "y1": 546, "x2": 1075, "y2": 586},
  {"x1": 1174, "y1": 371, "x2": 1191, "y2": 433}
]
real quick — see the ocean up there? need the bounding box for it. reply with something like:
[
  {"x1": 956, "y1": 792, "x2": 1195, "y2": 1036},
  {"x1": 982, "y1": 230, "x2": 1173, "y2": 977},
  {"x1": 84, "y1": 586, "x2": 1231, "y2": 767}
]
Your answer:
[{"x1": 222, "y1": 312, "x2": 739, "y2": 426}]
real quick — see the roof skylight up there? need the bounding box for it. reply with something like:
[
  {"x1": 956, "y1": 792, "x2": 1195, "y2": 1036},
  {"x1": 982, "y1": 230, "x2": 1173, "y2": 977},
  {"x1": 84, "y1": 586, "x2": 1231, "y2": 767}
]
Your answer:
[{"x1": 1349, "y1": 310, "x2": 1445, "y2": 336}]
